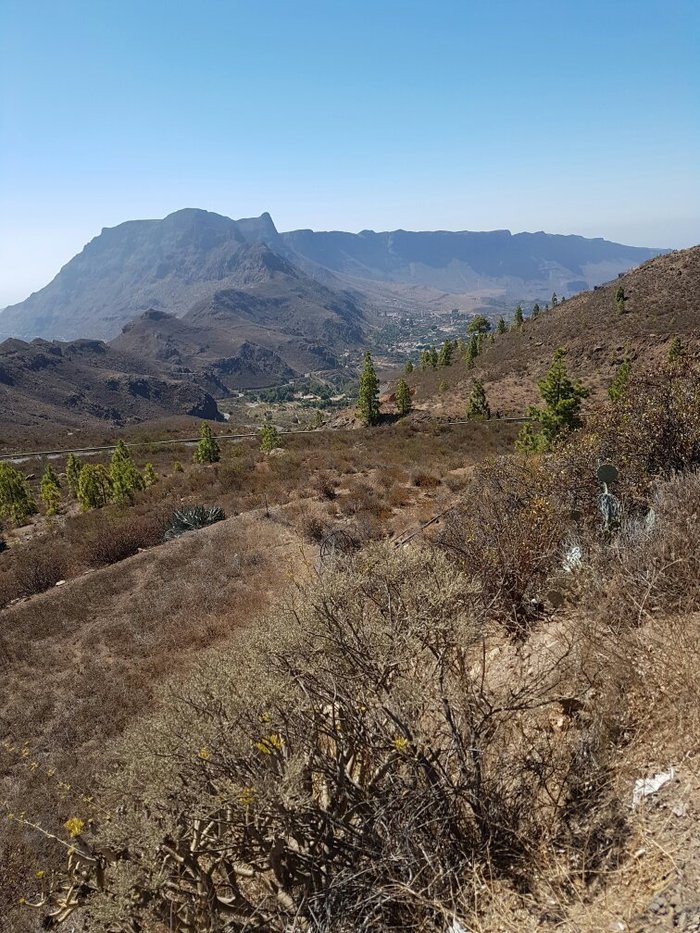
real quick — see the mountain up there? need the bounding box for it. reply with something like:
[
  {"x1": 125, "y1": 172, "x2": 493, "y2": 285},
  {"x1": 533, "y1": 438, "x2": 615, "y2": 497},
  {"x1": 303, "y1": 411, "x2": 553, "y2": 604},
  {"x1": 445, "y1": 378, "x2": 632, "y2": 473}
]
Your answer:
[
  {"x1": 0, "y1": 335, "x2": 221, "y2": 443},
  {"x1": 0, "y1": 209, "x2": 664, "y2": 343},
  {"x1": 278, "y1": 227, "x2": 664, "y2": 303},
  {"x1": 400, "y1": 245, "x2": 700, "y2": 418},
  {"x1": 0, "y1": 209, "x2": 364, "y2": 345}
]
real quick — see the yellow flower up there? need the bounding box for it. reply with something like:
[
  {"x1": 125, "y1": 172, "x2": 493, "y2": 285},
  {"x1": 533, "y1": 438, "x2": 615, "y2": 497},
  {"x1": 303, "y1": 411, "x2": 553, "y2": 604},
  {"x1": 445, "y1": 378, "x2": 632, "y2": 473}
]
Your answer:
[
  {"x1": 64, "y1": 817, "x2": 84, "y2": 838},
  {"x1": 393, "y1": 736, "x2": 409, "y2": 752},
  {"x1": 238, "y1": 786, "x2": 256, "y2": 807},
  {"x1": 198, "y1": 747, "x2": 210, "y2": 761},
  {"x1": 35, "y1": 870, "x2": 45, "y2": 880},
  {"x1": 255, "y1": 733, "x2": 285, "y2": 755}
]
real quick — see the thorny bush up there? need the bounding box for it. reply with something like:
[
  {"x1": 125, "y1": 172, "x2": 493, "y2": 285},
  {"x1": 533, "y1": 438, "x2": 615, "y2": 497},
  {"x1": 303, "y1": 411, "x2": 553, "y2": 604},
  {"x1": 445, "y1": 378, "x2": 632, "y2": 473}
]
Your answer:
[{"x1": 37, "y1": 546, "x2": 623, "y2": 932}]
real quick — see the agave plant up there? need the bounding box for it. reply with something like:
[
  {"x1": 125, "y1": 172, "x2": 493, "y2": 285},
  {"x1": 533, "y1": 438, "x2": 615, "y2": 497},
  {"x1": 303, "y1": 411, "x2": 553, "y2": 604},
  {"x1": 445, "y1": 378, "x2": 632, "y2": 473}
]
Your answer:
[{"x1": 164, "y1": 505, "x2": 225, "y2": 541}]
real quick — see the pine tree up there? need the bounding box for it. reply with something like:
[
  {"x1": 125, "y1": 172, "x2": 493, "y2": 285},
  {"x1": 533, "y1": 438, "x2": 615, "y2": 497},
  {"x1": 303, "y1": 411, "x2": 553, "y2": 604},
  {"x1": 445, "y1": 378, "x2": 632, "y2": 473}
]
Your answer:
[
  {"x1": 0, "y1": 463, "x2": 36, "y2": 526},
  {"x1": 193, "y1": 423, "x2": 221, "y2": 464},
  {"x1": 428, "y1": 346, "x2": 439, "y2": 368},
  {"x1": 65, "y1": 453, "x2": 83, "y2": 498},
  {"x1": 614, "y1": 286, "x2": 628, "y2": 314},
  {"x1": 608, "y1": 359, "x2": 631, "y2": 402},
  {"x1": 467, "y1": 315, "x2": 491, "y2": 335},
  {"x1": 77, "y1": 464, "x2": 113, "y2": 511},
  {"x1": 668, "y1": 336, "x2": 685, "y2": 363},
  {"x1": 143, "y1": 462, "x2": 158, "y2": 487},
  {"x1": 437, "y1": 340, "x2": 453, "y2": 367},
  {"x1": 464, "y1": 333, "x2": 481, "y2": 368},
  {"x1": 40, "y1": 463, "x2": 61, "y2": 516},
  {"x1": 496, "y1": 317, "x2": 507, "y2": 334},
  {"x1": 420, "y1": 349, "x2": 431, "y2": 370},
  {"x1": 551, "y1": 292, "x2": 559, "y2": 308},
  {"x1": 531, "y1": 303, "x2": 541, "y2": 319},
  {"x1": 259, "y1": 422, "x2": 282, "y2": 452},
  {"x1": 517, "y1": 348, "x2": 589, "y2": 451},
  {"x1": 357, "y1": 352, "x2": 380, "y2": 426},
  {"x1": 465, "y1": 380, "x2": 491, "y2": 420},
  {"x1": 512, "y1": 305, "x2": 524, "y2": 329},
  {"x1": 404, "y1": 360, "x2": 414, "y2": 375},
  {"x1": 395, "y1": 378, "x2": 411, "y2": 415},
  {"x1": 110, "y1": 439, "x2": 145, "y2": 502}
]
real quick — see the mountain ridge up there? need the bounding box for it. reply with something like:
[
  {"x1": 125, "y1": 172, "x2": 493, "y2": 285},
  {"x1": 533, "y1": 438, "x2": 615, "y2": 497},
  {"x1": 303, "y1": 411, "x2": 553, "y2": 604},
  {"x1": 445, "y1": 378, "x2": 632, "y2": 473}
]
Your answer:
[{"x1": 0, "y1": 208, "x2": 665, "y2": 342}]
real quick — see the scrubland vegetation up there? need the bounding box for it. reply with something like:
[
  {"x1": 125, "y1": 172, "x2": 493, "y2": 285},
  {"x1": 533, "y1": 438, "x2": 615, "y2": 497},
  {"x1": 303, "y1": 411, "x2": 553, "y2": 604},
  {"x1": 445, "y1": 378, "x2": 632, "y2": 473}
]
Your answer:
[
  {"x1": 0, "y1": 347, "x2": 699, "y2": 931},
  {"x1": 3, "y1": 246, "x2": 700, "y2": 931}
]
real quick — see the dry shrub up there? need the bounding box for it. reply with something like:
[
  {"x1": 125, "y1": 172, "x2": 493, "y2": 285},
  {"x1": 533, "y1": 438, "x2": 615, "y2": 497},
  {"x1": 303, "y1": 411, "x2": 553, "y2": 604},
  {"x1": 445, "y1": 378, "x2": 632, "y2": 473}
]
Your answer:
[
  {"x1": 439, "y1": 457, "x2": 568, "y2": 630},
  {"x1": 313, "y1": 471, "x2": 337, "y2": 500},
  {"x1": 0, "y1": 533, "x2": 72, "y2": 605},
  {"x1": 41, "y1": 545, "x2": 623, "y2": 932},
  {"x1": 410, "y1": 469, "x2": 441, "y2": 488},
  {"x1": 338, "y1": 479, "x2": 388, "y2": 522},
  {"x1": 299, "y1": 511, "x2": 331, "y2": 544},
  {"x1": 592, "y1": 361, "x2": 700, "y2": 506},
  {"x1": 71, "y1": 508, "x2": 166, "y2": 568},
  {"x1": 584, "y1": 470, "x2": 700, "y2": 625}
]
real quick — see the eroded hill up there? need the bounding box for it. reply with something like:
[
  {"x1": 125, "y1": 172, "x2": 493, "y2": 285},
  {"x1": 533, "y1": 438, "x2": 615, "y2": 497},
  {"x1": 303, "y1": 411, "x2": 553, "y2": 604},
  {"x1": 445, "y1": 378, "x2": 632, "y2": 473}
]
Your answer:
[{"x1": 402, "y1": 245, "x2": 700, "y2": 417}]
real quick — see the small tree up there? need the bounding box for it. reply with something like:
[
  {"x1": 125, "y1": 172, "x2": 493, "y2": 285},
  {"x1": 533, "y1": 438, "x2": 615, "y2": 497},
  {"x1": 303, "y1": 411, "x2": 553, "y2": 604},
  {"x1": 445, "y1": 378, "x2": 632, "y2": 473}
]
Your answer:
[
  {"x1": 512, "y1": 305, "x2": 524, "y2": 329},
  {"x1": 608, "y1": 359, "x2": 631, "y2": 402},
  {"x1": 467, "y1": 315, "x2": 491, "y2": 335},
  {"x1": 143, "y1": 462, "x2": 158, "y2": 487},
  {"x1": 65, "y1": 453, "x2": 83, "y2": 498},
  {"x1": 0, "y1": 463, "x2": 36, "y2": 526},
  {"x1": 110, "y1": 439, "x2": 145, "y2": 503},
  {"x1": 193, "y1": 423, "x2": 221, "y2": 464},
  {"x1": 464, "y1": 333, "x2": 481, "y2": 368},
  {"x1": 173, "y1": 460, "x2": 184, "y2": 473},
  {"x1": 437, "y1": 340, "x2": 453, "y2": 367},
  {"x1": 531, "y1": 303, "x2": 541, "y2": 319},
  {"x1": 614, "y1": 286, "x2": 627, "y2": 314},
  {"x1": 77, "y1": 464, "x2": 113, "y2": 511},
  {"x1": 357, "y1": 352, "x2": 380, "y2": 426},
  {"x1": 466, "y1": 380, "x2": 491, "y2": 420},
  {"x1": 40, "y1": 464, "x2": 62, "y2": 516},
  {"x1": 668, "y1": 336, "x2": 685, "y2": 363},
  {"x1": 517, "y1": 348, "x2": 589, "y2": 451},
  {"x1": 496, "y1": 317, "x2": 507, "y2": 335},
  {"x1": 551, "y1": 292, "x2": 559, "y2": 308},
  {"x1": 404, "y1": 360, "x2": 414, "y2": 375},
  {"x1": 395, "y1": 378, "x2": 411, "y2": 416},
  {"x1": 259, "y1": 422, "x2": 282, "y2": 452}
]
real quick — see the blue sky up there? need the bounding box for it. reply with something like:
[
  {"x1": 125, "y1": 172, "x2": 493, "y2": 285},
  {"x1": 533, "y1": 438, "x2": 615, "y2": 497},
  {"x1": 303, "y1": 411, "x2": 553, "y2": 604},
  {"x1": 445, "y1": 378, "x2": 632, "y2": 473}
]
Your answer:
[{"x1": 1, "y1": 0, "x2": 698, "y2": 305}]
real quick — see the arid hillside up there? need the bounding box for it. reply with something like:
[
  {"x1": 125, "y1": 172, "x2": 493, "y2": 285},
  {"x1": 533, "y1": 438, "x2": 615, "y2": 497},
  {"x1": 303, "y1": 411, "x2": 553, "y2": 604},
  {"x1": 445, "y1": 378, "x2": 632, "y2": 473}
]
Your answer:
[
  {"x1": 0, "y1": 336, "x2": 222, "y2": 446},
  {"x1": 400, "y1": 245, "x2": 700, "y2": 417}
]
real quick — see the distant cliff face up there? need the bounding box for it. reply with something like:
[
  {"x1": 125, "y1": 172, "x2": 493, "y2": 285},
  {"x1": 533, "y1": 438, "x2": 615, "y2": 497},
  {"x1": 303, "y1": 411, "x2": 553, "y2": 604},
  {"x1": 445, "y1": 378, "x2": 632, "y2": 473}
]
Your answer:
[
  {"x1": 0, "y1": 211, "x2": 366, "y2": 349},
  {"x1": 279, "y1": 227, "x2": 664, "y2": 296},
  {"x1": 0, "y1": 207, "x2": 665, "y2": 343}
]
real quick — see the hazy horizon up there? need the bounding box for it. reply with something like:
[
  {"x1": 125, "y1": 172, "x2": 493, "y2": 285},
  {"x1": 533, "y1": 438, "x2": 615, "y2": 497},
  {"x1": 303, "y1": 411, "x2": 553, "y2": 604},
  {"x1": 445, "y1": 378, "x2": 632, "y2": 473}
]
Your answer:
[{"x1": 1, "y1": 0, "x2": 698, "y2": 307}]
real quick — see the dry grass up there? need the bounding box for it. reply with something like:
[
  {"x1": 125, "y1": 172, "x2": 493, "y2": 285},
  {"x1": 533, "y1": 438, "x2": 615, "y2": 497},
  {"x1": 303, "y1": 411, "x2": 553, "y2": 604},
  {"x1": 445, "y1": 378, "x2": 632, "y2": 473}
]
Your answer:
[{"x1": 0, "y1": 509, "x2": 309, "y2": 931}]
